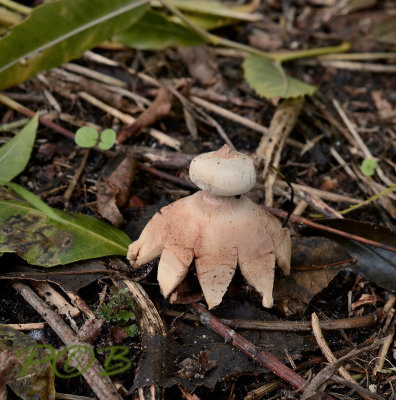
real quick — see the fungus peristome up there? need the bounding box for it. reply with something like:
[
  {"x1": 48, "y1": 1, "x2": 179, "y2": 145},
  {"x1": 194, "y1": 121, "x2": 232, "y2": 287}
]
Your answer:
[{"x1": 127, "y1": 145, "x2": 291, "y2": 309}]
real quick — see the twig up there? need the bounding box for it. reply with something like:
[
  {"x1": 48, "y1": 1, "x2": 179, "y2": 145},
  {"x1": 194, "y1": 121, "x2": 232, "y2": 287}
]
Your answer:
[
  {"x1": 162, "y1": 309, "x2": 384, "y2": 331},
  {"x1": 339, "y1": 183, "x2": 396, "y2": 215},
  {"x1": 311, "y1": 313, "x2": 357, "y2": 383},
  {"x1": 331, "y1": 376, "x2": 387, "y2": 400},
  {"x1": 372, "y1": 332, "x2": 395, "y2": 376},
  {"x1": 263, "y1": 206, "x2": 396, "y2": 253},
  {"x1": 301, "y1": 337, "x2": 388, "y2": 400},
  {"x1": 271, "y1": 181, "x2": 362, "y2": 204},
  {"x1": 136, "y1": 162, "x2": 198, "y2": 190},
  {"x1": 256, "y1": 98, "x2": 304, "y2": 206},
  {"x1": 190, "y1": 302, "x2": 308, "y2": 392},
  {"x1": 64, "y1": 149, "x2": 90, "y2": 203},
  {"x1": 79, "y1": 91, "x2": 181, "y2": 150},
  {"x1": 6, "y1": 322, "x2": 46, "y2": 330},
  {"x1": 12, "y1": 282, "x2": 123, "y2": 400},
  {"x1": 333, "y1": 99, "x2": 393, "y2": 187},
  {"x1": 190, "y1": 95, "x2": 268, "y2": 136}
]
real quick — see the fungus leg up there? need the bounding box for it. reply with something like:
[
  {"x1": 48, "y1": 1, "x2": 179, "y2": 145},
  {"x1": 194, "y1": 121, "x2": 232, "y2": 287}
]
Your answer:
[
  {"x1": 195, "y1": 251, "x2": 237, "y2": 310},
  {"x1": 238, "y1": 253, "x2": 276, "y2": 308},
  {"x1": 127, "y1": 213, "x2": 167, "y2": 267},
  {"x1": 157, "y1": 245, "x2": 194, "y2": 297}
]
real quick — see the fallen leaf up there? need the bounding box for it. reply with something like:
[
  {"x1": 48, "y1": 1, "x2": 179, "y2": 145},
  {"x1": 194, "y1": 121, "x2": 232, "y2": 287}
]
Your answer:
[
  {"x1": 131, "y1": 301, "x2": 306, "y2": 393},
  {"x1": 0, "y1": 324, "x2": 55, "y2": 400},
  {"x1": 1, "y1": 261, "x2": 107, "y2": 293},
  {"x1": 243, "y1": 56, "x2": 316, "y2": 99},
  {"x1": 303, "y1": 219, "x2": 396, "y2": 291},
  {"x1": 0, "y1": 113, "x2": 38, "y2": 183},
  {"x1": 179, "y1": 45, "x2": 225, "y2": 90},
  {"x1": 351, "y1": 294, "x2": 378, "y2": 311},
  {"x1": 97, "y1": 152, "x2": 135, "y2": 227},
  {"x1": 0, "y1": 185, "x2": 131, "y2": 266},
  {"x1": 273, "y1": 237, "x2": 350, "y2": 317},
  {"x1": 117, "y1": 88, "x2": 174, "y2": 144}
]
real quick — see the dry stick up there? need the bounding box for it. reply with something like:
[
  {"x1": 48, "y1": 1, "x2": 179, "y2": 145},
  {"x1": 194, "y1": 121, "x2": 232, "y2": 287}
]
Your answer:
[
  {"x1": 272, "y1": 181, "x2": 362, "y2": 204},
  {"x1": 163, "y1": 308, "x2": 384, "y2": 331},
  {"x1": 6, "y1": 322, "x2": 46, "y2": 330},
  {"x1": 64, "y1": 148, "x2": 90, "y2": 202},
  {"x1": 136, "y1": 161, "x2": 198, "y2": 190},
  {"x1": 330, "y1": 376, "x2": 387, "y2": 400},
  {"x1": 264, "y1": 206, "x2": 396, "y2": 253},
  {"x1": 372, "y1": 332, "x2": 395, "y2": 377},
  {"x1": 311, "y1": 313, "x2": 360, "y2": 388},
  {"x1": 12, "y1": 282, "x2": 123, "y2": 400},
  {"x1": 190, "y1": 302, "x2": 308, "y2": 392},
  {"x1": 0, "y1": 93, "x2": 76, "y2": 142},
  {"x1": 190, "y1": 96, "x2": 268, "y2": 136},
  {"x1": 301, "y1": 337, "x2": 388, "y2": 400},
  {"x1": 257, "y1": 97, "x2": 304, "y2": 206},
  {"x1": 79, "y1": 91, "x2": 181, "y2": 150}
]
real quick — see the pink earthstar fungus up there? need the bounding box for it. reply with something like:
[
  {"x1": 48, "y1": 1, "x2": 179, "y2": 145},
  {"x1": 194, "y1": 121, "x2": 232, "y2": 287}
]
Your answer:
[{"x1": 127, "y1": 145, "x2": 291, "y2": 309}]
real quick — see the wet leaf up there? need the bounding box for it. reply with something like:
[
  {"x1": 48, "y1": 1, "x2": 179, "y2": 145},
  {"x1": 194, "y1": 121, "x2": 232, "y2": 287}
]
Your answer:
[
  {"x1": 0, "y1": 0, "x2": 149, "y2": 90},
  {"x1": 303, "y1": 219, "x2": 396, "y2": 291},
  {"x1": 97, "y1": 153, "x2": 135, "y2": 227},
  {"x1": 0, "y1": 113, "x2": 38, "y2": 183},
  {"x1": 0, "y1": 324, "x2": 55, "y2": 400},
  {"x1": 131, "y1": 301, "x2": 307, "y2": 393},
  {"x1": 273, "y1": 237, "x2": 350, "y2": 317},
  {"x1": 1, "y1": 261, "x2": 107, "y2": 293},
  {"x1": 243, "y1": 56, "x2": 316, "y2": 99},
  {"x1": 115, "y1": 10, "x2": 205, "y2": 50},
  {"x1": 0, "y1": 184, "x2": 131, "y2": 267}
]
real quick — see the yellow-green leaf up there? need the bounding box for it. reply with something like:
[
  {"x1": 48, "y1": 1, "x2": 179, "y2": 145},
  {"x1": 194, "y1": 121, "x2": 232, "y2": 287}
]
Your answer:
[
  {"x1": 0, "y1": 0, "x2": 149, "y2": 90},
  {"x1": 0, "y1": 113, "x2": 38, "y2": 183},
  {"x1": 243, "y1": 56, "x2": 316, "y2": 99},
  {"x1": 115, "y1": 10, "x2": 205, "y2": 50}
]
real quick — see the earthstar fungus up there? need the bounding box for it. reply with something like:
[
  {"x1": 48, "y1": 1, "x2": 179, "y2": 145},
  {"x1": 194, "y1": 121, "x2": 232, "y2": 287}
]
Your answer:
[{"x1": 127, "y1": 145, "x2": 291, "y2": 309}]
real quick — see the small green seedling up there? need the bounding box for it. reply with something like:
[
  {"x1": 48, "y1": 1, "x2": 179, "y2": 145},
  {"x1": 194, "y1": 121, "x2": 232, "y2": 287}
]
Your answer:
[
  {"x1": 97, "y1": 288, "x2": 138, "y2": 338},
  {"x1": 75, "y1": 127, "x2": 116, "y2": 150},
  {"x1": 360, "y1": 158, "x2": 377, "y2": 177}
]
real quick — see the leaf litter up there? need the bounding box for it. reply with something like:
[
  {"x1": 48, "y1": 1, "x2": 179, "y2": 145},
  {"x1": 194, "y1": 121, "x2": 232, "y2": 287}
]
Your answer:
[{"x1": 0, "y1": 1, "x2": 395, "y2": 399}]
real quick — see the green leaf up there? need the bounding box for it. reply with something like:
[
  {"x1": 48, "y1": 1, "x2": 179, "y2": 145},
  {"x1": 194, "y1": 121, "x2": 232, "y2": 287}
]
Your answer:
[
  {"x1": 243, "y1": 56, "x2": 316, "y2": 99},
  {"x1": 0, "y1": 324, "x2": 55, "y2": 400},
  {"x1": 75, "y1": 126, "x2": 99, "y2": 148},
  {"x1": 124, "y1": 323, "x2": 138, "y2": 337},
  {"x1": 360, "y1": 158, "x2": 377, "y2": 177},
  {"x1": 0, "y1": 184, "x2": 131, "y2": 267},
  {"x1": 0, "y1": 113, "x2": 38, "y2": 183},
  {"x1": 115, "y1": 10, "x2": 205, "y2": 50},
  {"x1": 153, "y1": 0, "x2": 260, "y2": 21},
  {"x1": 98, "y1": 129, "x2": 116, "y2": 150},
  {"x1": 0, "y1": 0, "x2": 149, "y2": 90}
]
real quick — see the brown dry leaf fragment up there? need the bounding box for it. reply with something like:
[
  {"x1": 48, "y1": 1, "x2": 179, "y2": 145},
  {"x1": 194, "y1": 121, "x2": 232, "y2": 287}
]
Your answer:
[
  {"x1": 97, "y1": 153, "x2": 135, "y2": 227},
  {"x1": 351, "y1": 293, "x2": 378, "y2": 311},
  {"x1": 178, "y1": 46, "x2": 225, "y2": 91},
  {"x1": 117, "y1": 87, "x2": 174, "y2": 143},
  {"x1": 273, "y1": 237, "x2": 350, "y2": 317}
]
